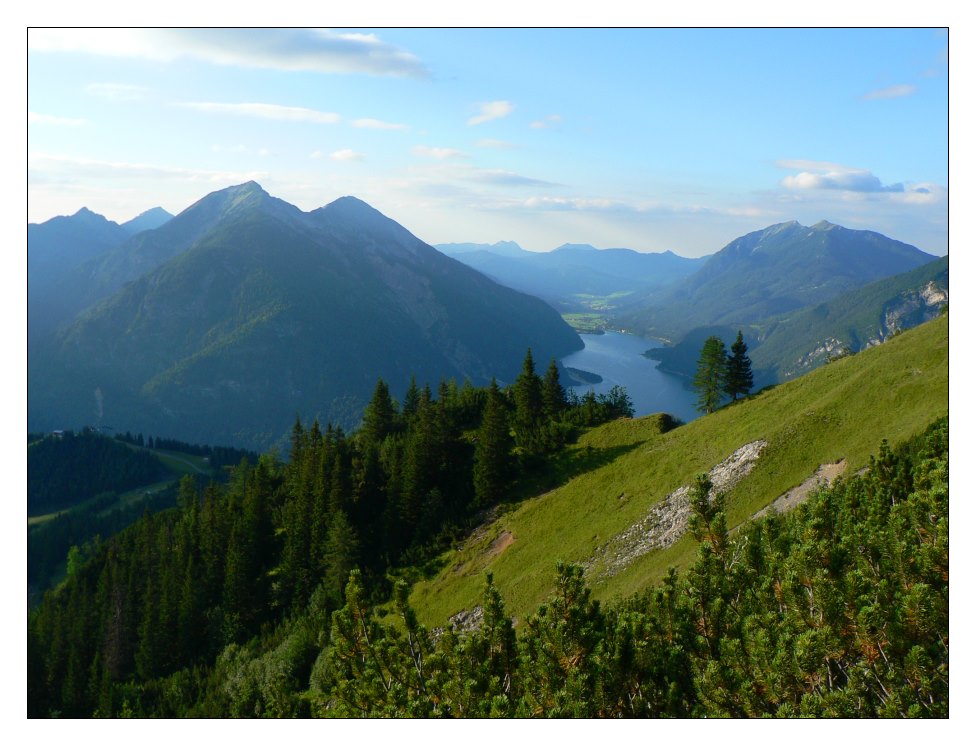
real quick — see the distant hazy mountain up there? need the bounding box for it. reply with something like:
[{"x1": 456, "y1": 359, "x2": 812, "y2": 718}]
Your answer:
[
  {"x1": 436, "y1": 240, "x2": 706, "y2": 312},
  {"x1": 28, "y1": 183, "x2": 582, "y2": 450},
  {"x1": 646, "y1": 255, "x2": 948, "y2": 386},
  {"x1": 121, "y1": 206, "x2": 173, "y2": 235},
  {"x1": 437, "y1": 240, "x2": 530, "y2": 258},
  {"x1": 28, "y1": 207, "x2": 129, "y2": 274},
  {"x1": 28, "y1": 208, "x2": 131, "y2": 336},
  {"x1": 622, "y1": 220, "x2": 937, "y2": 341}
]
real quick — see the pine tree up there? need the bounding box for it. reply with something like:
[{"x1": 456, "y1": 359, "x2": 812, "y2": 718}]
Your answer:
[
  {"x1": 473, "y1": 379, "x2": 512, "y2": 508},
  {"x1": 361, "y1": 378, "x2": 397, "y2": 447},
  {"x1": 322, "y1": 509, "x2": 360, "y2": 606},
  {"x1": 401, "y1": 375, "x2": 421, "y2": 422},
  {"x1": 693, "y1": 336, "x2": 727, "y2": 414},
  {"x1": 513, "y1": 349, "x2": 545, "y2": 455},
  {"x1": 542, "y1": 358, "x2": 567, "y2": 420},
  {"x1": 723, "y1": 330, "x2": 753, "y2": 402}
]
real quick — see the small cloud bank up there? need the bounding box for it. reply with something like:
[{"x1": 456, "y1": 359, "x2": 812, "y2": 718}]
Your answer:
[
  {"x1": 413, "y1": 145, "x2": 466, "y2": 160},
  {"x1": 465, "y1": 170, "x2": 558, "y2": 187},
  {"x1": 468, "y1": 100, "x2": 514, "y2": 126},
  {"x1": 352, "y1": 118, "x2": 408, "y2": 130},
  {"x1": 28, "y1": 152, "x2": 267, "y2": 186},
  {"x1": 29, "y1": 28, "x2": 428, "y2": 78},
  {"x1": 330, "y1": 149, "x2": 364, "y2": 162},
  {"x1": 778, "y1": 160, "x2": 905, "y2": 193},
  {"x1": 85, "y1": 83, "x2": 148, "y2": 101},
  {"x1": 530, "y1": 114, "x2": 562, "y2": 129},
  {"x1": 862, "y1": 83, "x2": 917, "y2": 100}
]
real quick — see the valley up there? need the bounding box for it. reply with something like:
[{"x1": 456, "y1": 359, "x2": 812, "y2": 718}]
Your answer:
[
  {"x1": 26, "y1": 188, "x2": 950, "y2": 718},
  {"x1": 27, "y1": 26, "x2": 949, "y2": 721}
]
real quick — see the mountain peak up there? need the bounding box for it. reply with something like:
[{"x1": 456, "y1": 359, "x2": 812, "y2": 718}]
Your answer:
[
  {"x1": 317, "y1": 195, "x2": 392, "y2": 224},
  {"x1": 122, "y1": 206, "x2": 174, "y2": 235},
  {"x1": 224, "y1": 180, "x2": 270, "y2": 204},
  {"x1": 322, "y1": 195, "x2": 384, "y2": 218},
  {"x1": 811, "y1": 219, "x2": 839, "y2": 231},
  {"x1": 553, "y1": 243, "x2": 598, "y2": 252}
]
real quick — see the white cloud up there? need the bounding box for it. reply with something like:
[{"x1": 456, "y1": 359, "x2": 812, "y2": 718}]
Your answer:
[
  {"x1": 476, "y1": 138, "x2": 516, "y2": 149},
  {"x1": 530, "y1": 114, "x2": 562, "y2": 129},
  {"x1": 467, "y1": 100, "x2": 514, "y2": 126},
  {"x1": 28, "y1": 112, "x2": 86, "y2": 126},
  {"x1": 778, "y1": 160, "x2": 904, "y2": 193},
  {"x1": 465, "y1": 169, "x2": 557, "y2": 187},
  {"x1": 29, "y1": 28, "x2": 428, "y2": 78},
  {"x1": 85, "y1": 83, "x2": 148, "y2": 100},
  {"x1": 352, "y1": 118, "x2": 408, "y2": 130},
  {"x1": 330, "y1": 149, "x2": 364, "y2": 162},
  {"x1": 862, "y1": 84, "x2": 917, "y2": 100},
  {"x1": 28, "y1": 151, "x2": 267, "y2": 185},
  {"x1": 413, "y1": 145, "x2": 466, "y2": 160},
  {"x1": 523, "y1": 196, "x2": 623, "y2": 211},
  {"x1": 180, "y1": 102, "x2": 340, "y2": 124},
  {"x1": 775, "y1": 159, "x2": 857, "y2": 173}
]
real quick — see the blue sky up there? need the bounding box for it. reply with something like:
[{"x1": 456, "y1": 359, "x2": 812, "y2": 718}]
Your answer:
[{"x1": 27, "y1": 28, "x2": 949, "y2": 256}]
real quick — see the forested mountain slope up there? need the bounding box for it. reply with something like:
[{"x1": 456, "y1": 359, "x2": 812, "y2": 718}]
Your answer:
[
  {"x1": 646, "y1": 256, "x2": 948, "y2": 387},
  {"x1": 28, "y1": 183, "x2": 582, "y2": 450},
  {"x1": 27, "y1": 315, "x2": 947, "y2": 718},
  {"x1": 621, "y1": 220, "x2": 937, "y2": 342}
]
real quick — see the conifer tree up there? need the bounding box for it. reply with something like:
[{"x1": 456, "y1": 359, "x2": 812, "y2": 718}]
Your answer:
[
  {"x1": 322, "y1": 509, "x2": 360, "y2": 606},
  {"x1": 473, "y1": 379, "x2": 512, "y2": 508},
  {"x1": 514, "y1": 349, "x2": 545, "y2": 455},
  {"x1": 693, "y1": 336, "x2": 727, "y2": 414},
  {"x1": 361, "y1": 379, "x2": 397, "y2": 446},
  {"x1": 723, "y1": 330, "x2": 753, "y2": 402},
  {"x1": 542, "y1": 358, "x2": 567, "y2": 420},
  {"x1": 401, "y1": 375, "x2": 421, "y2": 422}
]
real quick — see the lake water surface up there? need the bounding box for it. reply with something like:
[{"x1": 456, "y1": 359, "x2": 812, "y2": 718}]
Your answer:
[{"x1": 561, "y1": 331, "x2": 700, "y2": 423}]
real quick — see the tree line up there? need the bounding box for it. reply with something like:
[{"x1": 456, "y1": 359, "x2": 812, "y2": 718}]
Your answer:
[
  {"x1": 28, "y1": 414, "x2": 947, "y2": 717},
  {"x1": 28, "y1": 351, "x2": 634, "y2": 717},
  {"x1": 311, "y1": 415, "x2": 949, "y2": 717},
  {"x1": 114, "y1": 432, "x2": 258, "y2": 471},
  {"x1": 28, "y1": 429, "x2": 165, "y2": 516}
]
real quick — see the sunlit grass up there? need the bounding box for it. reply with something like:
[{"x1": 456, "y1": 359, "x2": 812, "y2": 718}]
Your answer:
[{"x1": 410, "y1": 314, "x2": 948, "y2": 625}]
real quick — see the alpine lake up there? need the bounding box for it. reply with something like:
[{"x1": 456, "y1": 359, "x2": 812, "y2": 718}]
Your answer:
[{"x1": 561, "y1": 331, "x2": 701, "y2": 424}]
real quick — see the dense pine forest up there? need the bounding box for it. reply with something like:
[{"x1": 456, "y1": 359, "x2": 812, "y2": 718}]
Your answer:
[
  {"x1": 28, "y1": 429, "x2": 165, "y2": 516},
  {"x1": 27, "y1": 403, "x2": 948, "y2": 716},
  {"x1": 28, "y1": 353, "x2": 639, "y2": 717},
  {"x1": 27, "y1": 345, "x2": 947, "y2": 717}
]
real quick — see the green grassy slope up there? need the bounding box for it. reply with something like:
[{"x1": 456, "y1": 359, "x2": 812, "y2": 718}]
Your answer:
[{"x1": 410, "y1": 313, "x2": 947, "y2": 625}]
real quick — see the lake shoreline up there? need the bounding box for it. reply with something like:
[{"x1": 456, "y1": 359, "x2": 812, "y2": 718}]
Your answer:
[{"x1": 560, "y1": 330, "x2": 700, "y2": 423}]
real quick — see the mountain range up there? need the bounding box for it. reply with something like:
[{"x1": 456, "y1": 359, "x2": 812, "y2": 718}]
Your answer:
[
  {"x1": 28, "y1": 183, "x2": 582, "y2": 450},
  {"x1": 619, "y1": 219, "x2": 937, "y2": 342},
  {"x1": 436, "y1": 240, "x2": 706, "y2": 317},
  {"x1": 28, "y1": 206, "x2": 175, "y2": 336}
]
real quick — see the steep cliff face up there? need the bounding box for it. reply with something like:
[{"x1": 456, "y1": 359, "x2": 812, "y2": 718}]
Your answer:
[
  {"x1": 880, "y1": 281, "x2": 948, "y2": 339},
  {"x1": 777, "y1": 267, "x2": 948, "y2": 379}
]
